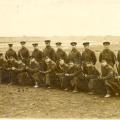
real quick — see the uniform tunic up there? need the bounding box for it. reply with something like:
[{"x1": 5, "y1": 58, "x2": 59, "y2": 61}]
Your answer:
[
  {"x1": 31, "y1": 49, "x2": 43, "y2": 63},
  {"x1": 5, "y1": 49, "x2": 17, "y2": 60},
  {"x1": 43, "y1": 46, "x2": 56, "y2": 61},
  {"x1": 18, "y1": 47, "x2": 30, "y2": 65},
  {"x1": 56, "y1": 48, "x2": 67, "y2": 63},
  {"x1": 101, "y1": 65, "x2": 120, "y2": 94},
  {"x1": 99, "y1": 49, "x2": 116, "y2": 66}
]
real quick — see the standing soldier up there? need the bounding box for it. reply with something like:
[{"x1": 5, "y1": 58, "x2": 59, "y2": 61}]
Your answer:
[
  {"x1": 55, "y1": 42, "x2": 67, "y2": 63},
  {"x1": 31, "y1": 43, "x2": 43, "y2": 63},
  {"x1": 43, "y1": 40, "x2": 56, "y2": 61},
  {"x1": 99, "y1": 41, "x2": 116, "y2": 67},
  {"x1": 18, "y1": 41, "x2": 30, "y2": 66},
  {"x1": 82, "y1": 42, "x2": 97, "y2": 74},
  {"x1": 5, "y1": 44, "x2": 17, "y2": 60},
  {"x1": 68, "y1": 42, "x2": 82, "y2": 65}
]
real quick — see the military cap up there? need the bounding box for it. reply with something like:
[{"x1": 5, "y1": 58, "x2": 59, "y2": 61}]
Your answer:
[
  {"x1": 56, "y1": 42, "x2": 62, "y2": 46},
  {"x1": 32, "y1": 43, "x2": 38, "y2": 46},
  {"x1": 8, "y1": 44, "x2": 13, "y2": 47},
  {"x1": 44, "y1": 40, "x2": 51, "y2": 43},
  {"x1": 103, "y1": 41, "x2": 110, "y2": 46},
  {"x1": 70, "y1": 42, "x2": 77, "y2": 46},
  {"x1": 20, "y1": 41, "x2": 26, "y2": 44},
  {"x1": 83, "y1": 42, "x2": 90, "y2": 46}
]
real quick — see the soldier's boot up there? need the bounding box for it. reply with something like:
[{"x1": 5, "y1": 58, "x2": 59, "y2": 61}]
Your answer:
[{"x1": 34, "y1": 81, "x2": 39, "y2": 88}]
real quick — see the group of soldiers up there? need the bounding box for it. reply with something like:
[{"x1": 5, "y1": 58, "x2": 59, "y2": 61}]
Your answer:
[{"x1": 1, "y1": 40, "x2": 120, "y2": 98}]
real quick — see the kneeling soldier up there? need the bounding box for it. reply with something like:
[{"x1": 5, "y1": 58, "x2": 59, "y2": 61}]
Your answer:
[
  {"x1": 85, "y1": 61, "x2": 100, "y2": 95},
  {"x1": 55, "y1": 59, "x2": 68, "y2": 89},
  {"x1": 64, "y1": 61, "x2": 84, "y2": 92},
  {"x1": 27, "y1": 57, "x2": 43, "y2": 88},
  {"x1": 100, "y1": 60, "x2": 120, "y2": 98},
  {"x1": 42, "y1": 57, "x2": 56, "y2": 89},
  {"x1": 0, "y1": 53, "x2": 6, "y2": 84}
]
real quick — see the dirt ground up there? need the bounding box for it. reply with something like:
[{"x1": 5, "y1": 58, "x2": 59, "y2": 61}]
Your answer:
[{"x1": 0, "y1": 84, "x2": 120, "y2": 118}]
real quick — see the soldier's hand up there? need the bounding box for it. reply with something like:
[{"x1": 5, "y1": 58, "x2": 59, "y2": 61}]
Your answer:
[
  {"x1": 12, "y1": 67, "x2": 16, "y2": 70},
  {"x1": 65, "y1": 73, "x2": 70, "y2": 76}
]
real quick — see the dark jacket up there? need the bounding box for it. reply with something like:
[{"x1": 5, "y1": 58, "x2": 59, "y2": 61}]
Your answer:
[{"x1": 82, "y1": 49, "x2": 97, "y2": 65}]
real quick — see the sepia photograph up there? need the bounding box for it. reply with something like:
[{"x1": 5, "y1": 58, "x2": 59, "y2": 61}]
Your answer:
[{"x1": 1, "y1": 0, "x2": 120, "y2": 119}]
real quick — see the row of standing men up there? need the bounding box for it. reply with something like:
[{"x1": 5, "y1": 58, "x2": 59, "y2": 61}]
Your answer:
[{"x1": 0, "y1": 40, "x2": 120, "y2": 98}]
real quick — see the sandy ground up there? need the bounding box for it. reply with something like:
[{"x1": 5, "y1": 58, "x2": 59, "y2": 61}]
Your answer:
[{"x1": 0, "y1": 84, "x2": 120, "y2": 118}]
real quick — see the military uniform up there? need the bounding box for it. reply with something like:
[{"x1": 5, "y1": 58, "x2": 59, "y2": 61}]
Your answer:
[
  {"x1": 117, "y1": 50, "x2": 120, "y2": 75},
  {"x1": 31, "y1": 43, "x2": 43, "y2": 63},
  {"x1": 55, "y1": 63, "x2": 68, "y2": 88},
  {"x1": 101, "y1": 64, "x2": 120, "y2": 95},
  {"x1": 27, "y1": 59, "x2": 43, "y2": 87},
  {"x1": 99, "y1": 42, "x2": 116, "y2": 67},
  {"x1": 43, "y1": 40, "x2": 56, "y2": 61},
  {"x1": 68, "y1": 42, "x2": 82, "y2": 64},
  {"x1": 85, "y1": 64, "x2": 100, "y2": 94},
  {"x1": 18, "y1": 44, "x2": 30, "y2": 65},
  {"x1": 82, "y1": 48, "x2": 97, "y2": 74},
  {"x1": 42, "y1": 59, "x2": 56, "y2": 88},
  {"x1": 5, "y1": 44, "x2": 17, "y2": 60},
  {"x1": 64, "y1": 64, "x2": 84, "y2": 91},
  {"x1": 55, "y1": 42, "x2": 67, "y2": 63},
  {"x1": 0, "y1": 54, "x2": 6, "y2": 83},
  {"x1": 99, "y1": 49, "x2": 116, "y2": 67},
  {"x1": 5, "y1": 59, "x2": 18, "y2": 84}
]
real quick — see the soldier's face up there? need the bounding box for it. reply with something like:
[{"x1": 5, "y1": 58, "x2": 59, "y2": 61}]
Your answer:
[
  {"x1": 69, "y1": 62, "x2": 74, "y2": 68},
  {"x1": 21, "y1": 44, "x2": 25, "y2": 47},
  {"x1": 45, "y1": 43, "x2": 50, "y2": 47},
  {"x1": 104, "y1": 45, "x2": 109, "y2": 49},
  {"x1": 59, "y1": 59, "x2": 64, "y2": 65},
  {"x1": 84, "y1": 45, "x2": 89, "y2": 50},
  {"x1": 57, "y1": 45, "x2": 61, "y2": 49},
  {"x1": 101, "y1": 61, "x2": 107, "y2": 66},
  {"x1": 45, "y1": 58, "x2": 50, "y2": 63}
]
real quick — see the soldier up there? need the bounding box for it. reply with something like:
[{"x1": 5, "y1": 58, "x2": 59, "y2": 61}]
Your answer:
[
  {"x1": 117, "y1": 50, "x2": 120, "y2": 75},
  {"x1": 85, "y1": 61, "x2": 100, "y2": 95},
  {"x1": 100, "y1": 60, "x2": 120, "y2": 98},
  {"x1": 5, "y1": 56, "x2": 18, "y2": 85},
  {"x1": 5, "y1": 44, "x2": 17, "y2": 60},
  {"x1": 64, "y1": 61, "x2": 84, "y2": 92},
  {"x1": 0, "y1": 53, "x2": 6, "y2": 84},
  {"x1": 68, "y1": 42, "x2": 82, "y2": 65},
  {"x1": 18, "y1": 41, "x2": 30, "y2": 66},
  {"x1": 99, "y1": 41, "x2": 116, "y2": 67},
  {"x1": 43, "y1": 40, "x2": 56, "y2": 61},
  {"x1": 55, "y1": 42, "x2": 67, "y2": 63},
  {"x1": 82, "y1": 42, "x2": 97, "y2": 74},
  {"x1": 31, "y1": 43, "x2": 43, "y2": 63},
  {"x1": 26, "y1": 57, "x2": 43, "y2": 88},
  {"x1": 55, "y1": 59, "x2": 68, "y2": 89},
  {"x1": 42, "y1": 57, "x2": 56, "y2": 89}
]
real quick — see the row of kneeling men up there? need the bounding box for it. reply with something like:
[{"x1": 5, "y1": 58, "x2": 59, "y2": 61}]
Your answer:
[{"x1": 1, "y1": 40, "x2": 120, "y2": 98}]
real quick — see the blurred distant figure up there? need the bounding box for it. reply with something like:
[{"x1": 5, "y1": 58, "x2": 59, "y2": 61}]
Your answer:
[
  {"x1": 99, "y1": 42, "x2": 116, "y2": 67},
  {"x1": 5, "y1": 44, "x2": 17, "y2": 61},
  {"x1": 68, "y1": 42, "x2": 82, "y2": 65},
  {"x1": 117, "y1": 50, "x2": 120, "y2": 75},
  {"x1": 43, "y1": 40, "x2": 56, "y2": 61},
  {"x1": 18, "y1": 41, "x2": 30, "y2": 66},
  {"x1": 82, "y1": 42, "x2": 97, "y2": 74},
  {"x1": 55, "y1": 42, "x2": 67, "y2": 63}
]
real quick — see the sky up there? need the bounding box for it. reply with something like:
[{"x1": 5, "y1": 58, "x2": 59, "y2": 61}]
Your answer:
[{"x1": 0, "y1": 0, "x2": 120, "y2": 36}]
